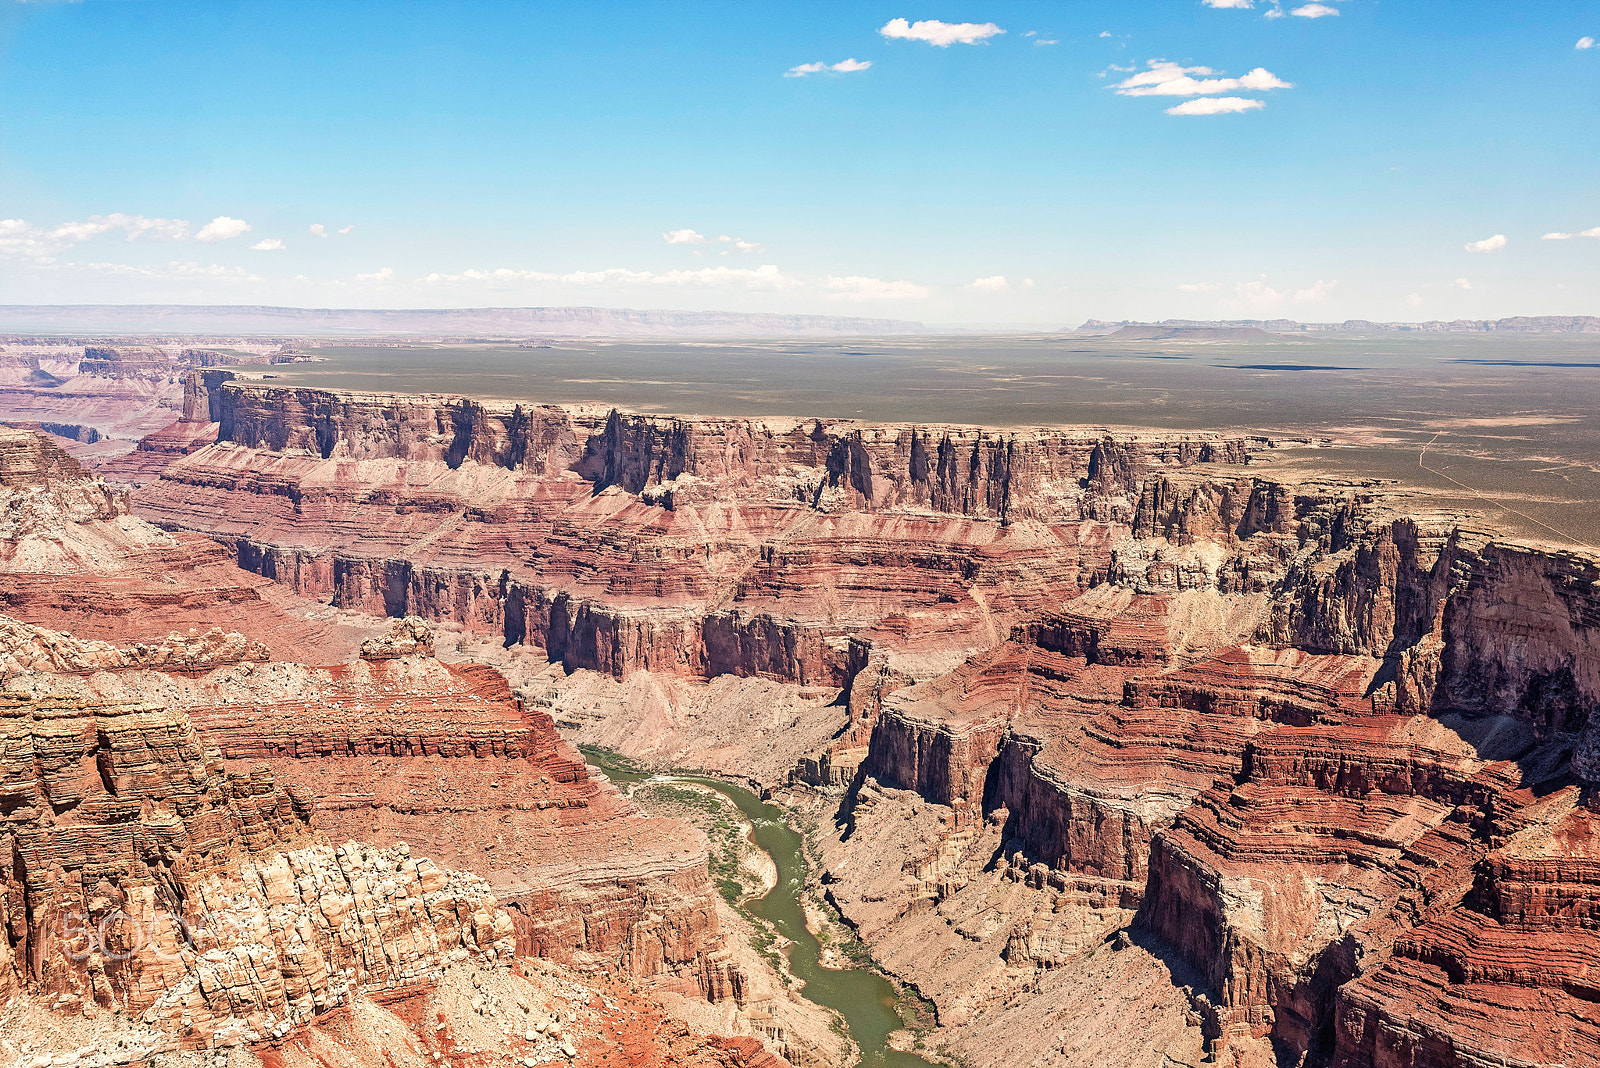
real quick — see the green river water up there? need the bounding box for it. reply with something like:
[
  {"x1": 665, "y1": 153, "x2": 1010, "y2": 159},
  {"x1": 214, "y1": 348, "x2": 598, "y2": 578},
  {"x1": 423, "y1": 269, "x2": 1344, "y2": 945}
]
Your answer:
[{"x1": 580, "y1": 747, "x2": 941, "y2": 1068}]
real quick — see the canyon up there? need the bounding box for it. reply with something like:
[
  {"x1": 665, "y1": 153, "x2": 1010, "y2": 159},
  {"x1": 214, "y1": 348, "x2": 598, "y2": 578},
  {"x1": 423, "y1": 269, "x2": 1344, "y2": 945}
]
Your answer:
[
  {"x1": 0, "y1": 425, "x2": 807, "y2": 1068},
  {"x1": 2, "y1": 350, "x2": 1597, "y2": 1068}
]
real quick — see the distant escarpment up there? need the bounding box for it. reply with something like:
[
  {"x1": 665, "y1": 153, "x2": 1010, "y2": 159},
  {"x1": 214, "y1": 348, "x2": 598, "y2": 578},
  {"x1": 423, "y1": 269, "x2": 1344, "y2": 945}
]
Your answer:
[
  {"x1": 129, "y1": 379, "x2": 1265, "y2": 692},
  {"x1": 1078, "y1": 315, "x2": 1600, "y2": 334}
]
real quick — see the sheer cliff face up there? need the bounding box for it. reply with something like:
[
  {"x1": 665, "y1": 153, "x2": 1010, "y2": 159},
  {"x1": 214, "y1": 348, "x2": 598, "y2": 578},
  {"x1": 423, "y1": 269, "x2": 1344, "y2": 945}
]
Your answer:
[
  {"x1": 134, "y1": 381, "x2": 1260, "y2": 689},
  {"x1": 854, "y1": 468, "x2": 1600, "y2": 1068},
  {"x1": 0, "y1": 689, "x2": 515, "y2": 1051},
  {"x1": 0, "y1": 433, "x2": 758, "y2": 1061}
]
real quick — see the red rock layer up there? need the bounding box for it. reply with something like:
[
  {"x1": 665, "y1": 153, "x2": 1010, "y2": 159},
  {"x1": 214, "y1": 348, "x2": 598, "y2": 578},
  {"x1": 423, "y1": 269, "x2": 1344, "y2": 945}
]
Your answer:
[
  {"x1": 860, "y1": 467, "x2": 1600, "y2": 1067},
  {"x1": 131, "y1": 382, "x2": 1255, "y2": 687},
  {"x1": 0, "y1": 689, "x2": 516, "y2": 1051},
  {"x1": 0, "y1": 428, "x2": 362, "y2": 663},
  {"x1": 183, "y1": 652, "x2": 733, "y2": 992}
]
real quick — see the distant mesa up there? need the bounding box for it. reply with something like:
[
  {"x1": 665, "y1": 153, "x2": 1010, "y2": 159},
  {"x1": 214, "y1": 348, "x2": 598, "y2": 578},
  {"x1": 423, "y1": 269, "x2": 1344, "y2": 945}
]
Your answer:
[
  {"x1": 0, "y1": 303, "x2": 930, "y2": 338},
  {"x1": 1075, "y1": 315, "x2": 1600, "y2": 335},
  {"x1": 1103, "y1": 324, "x2": 1279, "y2": 341}
]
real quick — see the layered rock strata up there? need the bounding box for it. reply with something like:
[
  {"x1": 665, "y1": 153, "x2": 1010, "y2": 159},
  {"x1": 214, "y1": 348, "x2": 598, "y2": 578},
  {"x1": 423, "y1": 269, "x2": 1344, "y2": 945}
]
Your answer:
[
  {"x1": 0, "y1": 687, "x2": 515, "y2": 1055},
  {"x1": 837, "y1": 470, "x2": 1600, "y2": 1068},
  {"x1": 131, "y1": 381, "x2": 1264, "y2": 693}
]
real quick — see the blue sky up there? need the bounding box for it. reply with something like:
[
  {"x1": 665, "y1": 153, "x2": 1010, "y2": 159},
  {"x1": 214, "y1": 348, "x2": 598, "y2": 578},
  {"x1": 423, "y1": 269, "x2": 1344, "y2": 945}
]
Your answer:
[{"x1": 2, "y1": 0, "x2": 1597, "y2": 325}]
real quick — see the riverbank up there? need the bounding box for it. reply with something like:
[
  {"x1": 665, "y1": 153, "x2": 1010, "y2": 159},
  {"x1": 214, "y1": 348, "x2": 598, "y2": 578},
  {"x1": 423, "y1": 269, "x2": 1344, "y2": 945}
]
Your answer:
[{"x1": 581, "y1": 746, "x2": 946, "y2": 1068}]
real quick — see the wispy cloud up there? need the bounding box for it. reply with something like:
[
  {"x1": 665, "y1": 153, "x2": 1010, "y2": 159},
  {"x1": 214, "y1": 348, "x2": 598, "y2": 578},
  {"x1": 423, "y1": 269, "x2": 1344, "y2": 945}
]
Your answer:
[
  {"x1": 1167, "y1": 96, "x2": 1266, "y2": 115},
  {"x1": 664, "y1": 229, "x2": 762, "y2": 253},
  {"x1": 786, "y1": 58, "x2": 872, "y2": 77},
  {"x1": 1222, "y1": 278, "x2": 1338, "y2": 311},
  {"x1": 52, "y1": 213, "x2": 190, "y2": 243},
  {"x1": 879, "y1": 18, "x2": 1004, "y2": 47},
  {"x1": 966, "y1": 275, "x2": 1009, "y2": 292},
  {"x1": 1577, "y1": 35, "x2": 1595, "y2": 49},
  {"x1": 1464, "y1": 234, "x2": 1507, "y2": 253},
  {"x1": 0, "y1": 214, "x2": 192, "y2": 262},
  {"x1": 1177, "y1": 282, "x2": 1223, "y2": 292},
  {"x1": 1454, "y1": 277, "x2": 1472, "y2": 290},
  {"x1": 1291, "y1": 2, "x2": 1339, "y2": 16},
  {"x1": 309, "y1": 223, "x2": 328, "y2": 238},
  {"x1": 1202, "y1": 0, "x2": 1254, "y2": 8},
  {"x1": 1543, "y1": 226, "x2": 1600, "y2": 239},
  {"x1": 70, "y1": 260, "x2": 262, "y2": 283},
  {"x1": 195, "y1": 216, "x2": 252, "y2": 243},
  {"x1": 250, "y1": 238, "x2": 286, "y2": 251},
  {"x1": 1114, "y1": 61, "x2": 1291, "y2": 97},
  {"x1": 356, "y1": 266, "x2": 394, "y2": 282},
  {"x1": 337, "y1": 224, "x2": 355, "y2": 235},
  {"x1": 824, "y1": 275, "x2": 932, "y2": 301},
  {"x1": 421, "y1": 264, "x2": 802, "y2": 291}
]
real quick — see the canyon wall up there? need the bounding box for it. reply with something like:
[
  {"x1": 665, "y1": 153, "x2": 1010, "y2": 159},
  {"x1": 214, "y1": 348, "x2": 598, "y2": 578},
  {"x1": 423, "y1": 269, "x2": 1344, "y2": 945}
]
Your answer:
[
  {"x1": 851, "y1": 468, "x2": 1600, "y2": 1067},
  {"x1": 0, "y1": 429, "x2": 778, "y2": 1066},
  {"x1": 102, "y1": 382, "x2": 1600, "y2": 1067},
  {"x1": 131, "y1": 380, "x2": 1259, "y2": 695}
]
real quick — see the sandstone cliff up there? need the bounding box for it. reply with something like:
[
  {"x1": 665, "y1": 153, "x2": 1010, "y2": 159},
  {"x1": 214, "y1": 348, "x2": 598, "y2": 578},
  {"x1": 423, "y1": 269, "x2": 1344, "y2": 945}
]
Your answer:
[
  {"x1": 841, "y1": 468, "x2": 1600, "y2": 1068},
  {"x1": 129, "y1": 382, "x2": 1262, "y2": 697}
]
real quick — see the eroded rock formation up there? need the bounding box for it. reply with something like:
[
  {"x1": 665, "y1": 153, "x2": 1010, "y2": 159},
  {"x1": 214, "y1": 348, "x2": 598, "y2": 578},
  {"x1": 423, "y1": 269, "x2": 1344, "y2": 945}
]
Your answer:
[{"x1": 62, "y1": 381, "x2": 1600, "y2": 1068}]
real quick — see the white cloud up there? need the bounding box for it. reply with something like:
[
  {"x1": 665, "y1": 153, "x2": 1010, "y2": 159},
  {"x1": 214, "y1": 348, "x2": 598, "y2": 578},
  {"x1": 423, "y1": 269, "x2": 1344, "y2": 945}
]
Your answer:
[
  {"x1": 824, "y1": 275, "x2": 932, "y2": 301},
  {"x1": 1114, "y1": 61, "x2": 1291, "y2": 97},
  {"x1": 1577, "y1": 36, "x2": 1595, "y2": 50},
  {"x1": 1221, "y1": 278, "x2": 1337, "y2": 311},
  {"x1": 1405, "y1": 292, "x2": 1423, "y2": 308},
  {"x1": 250, "y1": 238, "x2": 286, "y2": 251},
  {"x1": 787, "y1": 57, "x2": 872, "y2": 77},
  {"x1": 421, "y1": 263, "x2": 802, "y2": 291},
  {"x1": 1464, "y1": 233, "x2": 1507, "y2": 253},
  {"x1": 1292, "y1": 279, "x2": 1336, "y2": 303},
  {"x1": 967, "y1": 275, "x2": 1009, "y2": 292},
  {"x1": 715, "y1": 235, "x2": 763, "y2": 253},
  {"x1": 785, "y1": 61, "x2": 827, "y2": 77},
  {"x1": 1177, "y1": 282, "x2": 1223, "y2": 292},
  {"x1": 0, "y1": 214, "x2": 192, "y2": 262},
  {"x1": 1034, "y1": 38, "x2": 1058, "y2": 46},
  {"x1": 309, "y1": 223, "x2": 328, "y2": 238},
  {"x1": 1203, "y1": 0, "x2": 1254, "y2": 7},
  {"x1": 664, "y1": 228, "x2": 708, "y2": 245},
  {"x1": 1167, "y1": 96, "x2": 1265, "y2": 115},
  {"x1": 879, "y1": 18, "x2": 1005, "y2": 47},
  {"x1": 356, "y1": 266, "x2": 394, "y2": 282},
  {"x1": 1020, "y1": 278, "x2": 1036, "y2": 290},
  {"x1": 337, "y1": 224, "x2": 355, "y2": 235},
  {"x1": 1291, "y1": 3, "x2": 1339, "y2": 16},
  {"x1": 194, "y1": 216, "x2": 252, "y2": 243},
  {"x1": 1585, "y1": 226, "x2": 1600, "y2": 238},
  {"x1": 50, "y1": 213, "x2": 190, "y2": 243},
  {"x1": 831, "y1": 58, "x2": 872, "y2": 72},
  {"x1": 1543, "y1": 231, "x2": 1575, "y2": 240},
  {"x1": 1100, "y1": 30, "x2": 1112, "y2": 38},
  {"x1": 1454, "y1": 277, "x2": 1472, "y2": 290}
]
